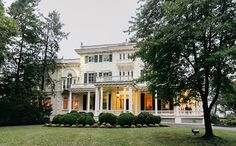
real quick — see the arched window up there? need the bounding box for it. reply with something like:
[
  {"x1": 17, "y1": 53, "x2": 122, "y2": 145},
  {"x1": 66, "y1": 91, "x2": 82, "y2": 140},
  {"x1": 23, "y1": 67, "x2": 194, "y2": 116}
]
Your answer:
[
  {"x1": 67, "y1": 73, "x2": 72, "y2": 88},
  {"x1": 63, "y1": 97, "x2": 68, "y2": 109}
]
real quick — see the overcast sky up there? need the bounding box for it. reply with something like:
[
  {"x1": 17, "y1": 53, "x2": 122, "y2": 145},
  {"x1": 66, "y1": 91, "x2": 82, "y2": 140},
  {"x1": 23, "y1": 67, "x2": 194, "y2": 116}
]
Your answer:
[{"x1": 4, "y1": 0, "x2": 138, "y2": 58}]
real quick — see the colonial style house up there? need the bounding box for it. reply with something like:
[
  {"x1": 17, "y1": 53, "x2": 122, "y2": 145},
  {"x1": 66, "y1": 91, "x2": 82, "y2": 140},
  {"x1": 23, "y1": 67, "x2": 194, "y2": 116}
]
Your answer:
[{"x1": 49, "y1": 43, "x2": 204, "y2": 124}]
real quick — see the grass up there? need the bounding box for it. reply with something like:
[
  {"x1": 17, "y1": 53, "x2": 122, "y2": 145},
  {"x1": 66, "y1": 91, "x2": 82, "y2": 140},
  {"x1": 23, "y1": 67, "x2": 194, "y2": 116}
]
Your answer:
[{"x1": 0, "y1": 125, "x2": 236, "y2": 146}]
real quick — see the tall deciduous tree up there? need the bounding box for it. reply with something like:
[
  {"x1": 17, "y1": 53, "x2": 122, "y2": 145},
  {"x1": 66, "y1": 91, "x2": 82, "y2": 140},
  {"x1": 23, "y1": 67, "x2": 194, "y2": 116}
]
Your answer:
[{"x1": 129, "y1": 0, "x2": 236, "y2": 139}]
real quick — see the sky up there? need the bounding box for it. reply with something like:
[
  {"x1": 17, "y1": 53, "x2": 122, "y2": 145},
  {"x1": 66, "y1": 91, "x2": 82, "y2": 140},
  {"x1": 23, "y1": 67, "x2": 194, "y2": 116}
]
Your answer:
[{"x1": 3, "y1": 0, "x2": 138, "y2": 58}]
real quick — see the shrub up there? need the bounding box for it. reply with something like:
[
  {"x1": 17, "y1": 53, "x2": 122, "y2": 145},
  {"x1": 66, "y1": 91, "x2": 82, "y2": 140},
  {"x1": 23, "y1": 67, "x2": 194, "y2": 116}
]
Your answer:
[
  {"x1": 210, "y1": 113, "x2": 220, "y2": 124},
  {"x1": 136, "y1": 112, "x2": 154, "y2": 125},
  {"x1": 77, "y1": 113, "x2": 95, "y2": 125},
  {"x1": 117, "y1": 113, "x2": 135, "y2": 126},
  {"x1": 88, "y1": 112, "x2": 94, "y2": 118},
  {"x1": 99, "y1": 113, "x2": 117, "y2": 125},
  {"x1": 61, "y1": 113, "x2": 77, "y2": 125},
  {"x1": 153, "y1": 116, "x2": 161, "y2": 124},
  {"x1": 52, "y1": 114, "x2": 63, "y2": 124},
  {"x1": 225, "y1": 119, "x2": 236, "y2": 126}
]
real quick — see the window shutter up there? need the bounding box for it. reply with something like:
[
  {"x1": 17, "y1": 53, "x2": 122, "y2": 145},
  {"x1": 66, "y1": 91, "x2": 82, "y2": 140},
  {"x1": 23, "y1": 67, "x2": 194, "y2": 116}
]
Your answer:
[
  {"x1": 99, "y1": 55, "x2": 103, "y2": 62},
  {"x1": 109, "y1": 54, "x2": 112, "y2": 62},
  {"x1": 99, "y1": 72, "x2": 102, "y2": 77},
  {"x1": 94, "y1": 73, "x2": 97, "y2": 82},
  {"x1": 85, "y1": 56, "x2": 88, "y2": 63},
  {"x1": 84, "y1": 73, "x2": 87, "y2": 83},
  {"x1": 94, "y1": 55, "x2": 98, "y2": 62}
]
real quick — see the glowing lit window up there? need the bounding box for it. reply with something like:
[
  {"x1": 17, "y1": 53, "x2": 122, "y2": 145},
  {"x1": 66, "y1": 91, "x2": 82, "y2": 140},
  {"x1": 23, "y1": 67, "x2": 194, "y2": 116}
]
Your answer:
[
  {"x1": 63, "y1": 97, "x2": 68, "y2": 109},
  {"x1": 72, "y1": 96, "x2": 79, "y2": 109}
]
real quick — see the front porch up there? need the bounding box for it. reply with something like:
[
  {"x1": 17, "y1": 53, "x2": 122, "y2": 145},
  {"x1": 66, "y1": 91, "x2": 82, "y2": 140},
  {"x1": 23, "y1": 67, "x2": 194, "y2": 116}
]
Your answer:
[{"x1": 61, "y1": 80, "x2": 204, "y2": 124}]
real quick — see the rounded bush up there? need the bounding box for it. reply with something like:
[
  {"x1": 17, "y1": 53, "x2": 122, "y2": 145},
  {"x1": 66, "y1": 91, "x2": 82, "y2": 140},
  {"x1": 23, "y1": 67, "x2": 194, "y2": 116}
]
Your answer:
[
  {"x1": 117, "y1": 113, "x2": 135, "y2": 126},
  {"x1": 136, "y1": 112, "x2": 154, "y2": 125},
  {"x1": 62, "y1": 113, "x2": 77, "y2": 125},
  {"x1": 225, "y1": 119, "x2": 236, "y2": 126},
  {"x1": 77, "y1": 114, "x2": 95, "y2": 125},
  {"x1": 99, "y1": 113, "x2": 117, "y2": 125},
  {"x1": 88, "y1": 112, "x2": 94, "y2": 118},
  {"x1": 153, "y1": 116, "x2": 161, "y2": 124},
  {"x1": 52, "y1": 114, "x2": 63, "y2": 124}
]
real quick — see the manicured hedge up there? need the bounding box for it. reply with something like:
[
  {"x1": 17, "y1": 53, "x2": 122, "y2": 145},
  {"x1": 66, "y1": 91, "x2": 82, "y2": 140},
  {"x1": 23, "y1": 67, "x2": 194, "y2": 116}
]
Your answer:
[
  {"x1": 99, "y1": 113, "x2": 117, "y2": 125},
  {"x1": 153, "y1": 116, "x2": 161, "y2": 124},
  {"x1": 77, "y1": 114, "x2": 95, "y2": 125},
  {"x1": 52, "y1": 114, "x2": 63, "y2": 124},
  {"x1": 61, "y1": 113, "x2": 77, "y2": 125},
  {"x1": 117, "y1": 113, "x2": 135, "y2": 126},
  {"x1": 136, "y1": 112, "x2": 154, "y2": 125}
]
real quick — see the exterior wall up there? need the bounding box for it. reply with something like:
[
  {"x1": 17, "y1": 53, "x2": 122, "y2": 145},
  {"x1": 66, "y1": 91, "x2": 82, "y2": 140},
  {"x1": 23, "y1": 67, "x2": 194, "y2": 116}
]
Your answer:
[{"x1": 47, "y1": 43, "x2": 204, "y2": 124}]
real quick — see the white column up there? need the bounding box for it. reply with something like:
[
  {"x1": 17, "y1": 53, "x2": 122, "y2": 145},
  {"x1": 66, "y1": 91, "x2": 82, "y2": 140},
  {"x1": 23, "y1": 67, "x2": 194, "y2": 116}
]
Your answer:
[
  {"x1": 135, "y1": 91, "x2": 138, "y2": 115},
  {"x1": 176, "y1": 97, "x2": 180, "y2": 116},
  {"x1": 123, "y1": 86, "x2": 126, "y2": 113},
  {"x1": 106, "y1": 92, "x2": 109, "y2": 110},
  {"x1": 68, "y1": 91, "x2": 72, "y2": 113},
  {"x1": 100, "y1": 87, "x2": 103, "y2": 112},
  {"x1": 95, "y1": 87, "x2": 99, "y2": 116},
  {"x1": 65, "y1": 78, "x2": 67, "y2": 90},
  {"x1": 155, "y1": 98, "x2": 158, "y2": 115},
  {"x1": 129, "y1": 86, "x2": 132, "y2": 113},
  {"x1": 87, "y1": 91, "x2": 90, "y2": 112}
]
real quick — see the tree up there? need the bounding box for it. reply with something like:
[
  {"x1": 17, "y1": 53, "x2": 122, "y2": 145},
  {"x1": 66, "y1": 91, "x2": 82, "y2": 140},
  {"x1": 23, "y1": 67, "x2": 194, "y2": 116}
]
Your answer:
[
  {"x1": 129, "y1": 0, "x2": 236, "y2": 139},
  {"x1": 0, "y1": 0, "x2": 18, "y2": 66},
  {"x1": 40, "y1": 10, "x2": 68, "y2": 92}
]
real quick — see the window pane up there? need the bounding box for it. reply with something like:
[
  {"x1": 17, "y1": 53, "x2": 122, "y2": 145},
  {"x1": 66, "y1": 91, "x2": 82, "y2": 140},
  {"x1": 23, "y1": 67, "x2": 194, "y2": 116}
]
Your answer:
[{"x1": 63, "y1": 97, "x2": 68, "y2": 109}]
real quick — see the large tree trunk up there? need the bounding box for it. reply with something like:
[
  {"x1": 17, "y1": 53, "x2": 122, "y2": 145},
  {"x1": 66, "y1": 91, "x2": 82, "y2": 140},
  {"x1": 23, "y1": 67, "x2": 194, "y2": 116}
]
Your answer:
[{"x1": 202, "y1": 95, "x2": 215, "y2": 139}]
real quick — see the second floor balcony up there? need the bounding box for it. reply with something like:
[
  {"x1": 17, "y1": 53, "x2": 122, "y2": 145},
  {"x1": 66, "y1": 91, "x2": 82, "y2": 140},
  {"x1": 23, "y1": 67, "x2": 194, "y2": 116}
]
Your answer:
[{"x1": 96, "y1": 76, "x2": 133, "y2": 83}]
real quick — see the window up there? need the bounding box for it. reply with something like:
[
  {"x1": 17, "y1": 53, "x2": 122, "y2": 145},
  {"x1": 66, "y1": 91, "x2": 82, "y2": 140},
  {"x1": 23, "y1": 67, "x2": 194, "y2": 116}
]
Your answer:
[
  {"x1": 99, "y1": 55, "x2": 103, "y2": 62},
  {"x1": 119, "y1": 72, "x2": 121, "y2": 76},
  {"x1": 72, "y1": 96, "x2": 79, "y2": 109},
  {"x1": 94, "y1": 55, "x2": 98, "y2": 63},
  {"x1": 67, "y1": 74, "x2": 72, "y2": 88},
  {"x1": 128, "y1": 71, "x2": 130, "y2": 76},
  {"x1": 120, "y1": 54, "x2": 122, "y2": 60},
  {"x1": 88, "y1": 73, "x2": 96, "y2": 83},
  {"x1": 63, "y1": 97, "x2": 68, "y2": 109},
  {"x1": 89, "y1": 56, "x2": 94, "y2": 62},
  {"x1": 123, "y1": 72, "x2": 125, "y2": 76},
  {"x1": 123, "y1": 54, "x2": 125, "y2": 60},
  {"x1": 103, "y1": 55, "x2": 110, "y2": 61},
  {"x1": 131, "y1": 71, "x2": 133, "y2": 77},
  {"x1": 62, "y1": 79, "x2": 66, "y2": 89},
  {"x1": 73, "y1": 79, "x2": 76, "y2": 84}
]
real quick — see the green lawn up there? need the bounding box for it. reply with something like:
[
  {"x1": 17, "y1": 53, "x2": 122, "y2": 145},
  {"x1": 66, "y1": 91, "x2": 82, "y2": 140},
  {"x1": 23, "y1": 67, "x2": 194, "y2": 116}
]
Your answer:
[{"x1": 0, "y1": 125, "x2": 235, "y2": 146}]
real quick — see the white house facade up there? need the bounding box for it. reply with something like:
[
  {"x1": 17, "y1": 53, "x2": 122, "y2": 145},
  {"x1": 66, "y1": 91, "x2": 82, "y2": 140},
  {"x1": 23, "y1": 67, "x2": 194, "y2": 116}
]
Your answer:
[{"x1": 49, "y1": 43, "x2": 204, "y2": 124}]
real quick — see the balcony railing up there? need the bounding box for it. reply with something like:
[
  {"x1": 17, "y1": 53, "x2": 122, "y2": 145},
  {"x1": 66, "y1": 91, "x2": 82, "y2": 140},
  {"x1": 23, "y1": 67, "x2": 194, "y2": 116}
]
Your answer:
[
  {"x1": 96, "y1": 76, "x2": 133, "y2": 83},
  {"x1": 70, "y1": 83, "x2": 95, "y2": 89}
]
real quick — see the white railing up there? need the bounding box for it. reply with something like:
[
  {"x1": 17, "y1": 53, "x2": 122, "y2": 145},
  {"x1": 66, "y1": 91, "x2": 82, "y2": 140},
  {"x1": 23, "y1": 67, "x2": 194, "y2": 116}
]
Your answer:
[
  {"x1": 70, "y1": 83, "x2": 95, "y2": 89},
  {"x1": 96, "y1": 76, "x2": 133, "y2": 82},
  {"x1": 116, "y1": 59, "x2": 133, "y2": 64},
  {"x1": 140, "y1": 110, "x2": 203, "y2": 116}
]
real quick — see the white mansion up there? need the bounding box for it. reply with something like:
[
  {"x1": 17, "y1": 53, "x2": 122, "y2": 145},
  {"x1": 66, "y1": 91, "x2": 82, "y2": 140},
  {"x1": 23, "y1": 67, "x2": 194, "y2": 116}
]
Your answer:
[{"x1": 49, "y1": 43, "x2": 204, "y2": 124}]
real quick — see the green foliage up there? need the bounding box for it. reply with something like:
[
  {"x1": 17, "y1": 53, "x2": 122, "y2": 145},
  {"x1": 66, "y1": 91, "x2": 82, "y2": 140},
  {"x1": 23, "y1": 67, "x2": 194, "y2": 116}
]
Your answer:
[
  {"x1": 88, "y1": 112, "x2": 94, "y2": 118},
  {"x1": 61, "y1": 113, "x2": 77, "y2": 125},
  {"x1": 52, "y1": 114, "x2": 63, "y2": 124},
  {"x1": 116, "y1": 113, "x2": 135, "y2": 126},
  {"x1": 129, "y1": 0, "x2": 236, "y2": 137},
  {"x1": 136, "y1": 112, "x2": 154, "y2": 125},
  {"x1": 76, "y1": 113, "x2": 95, "y2": 125},
  {"x1": 210, "y1": 114, "x2": 220, "y2": 125},
  {"x1": 153, "y1": 116, "x2": 161, "y2": 124},
  {"x1": 0, "y1": 0, "x2": 67, "y2": 126},
  {"x1": 98, "y1": 113, "x2": 117, "y2": 125},
  {"x1": 225, "y1": 119, "x2": 236, "y2": 126}
]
